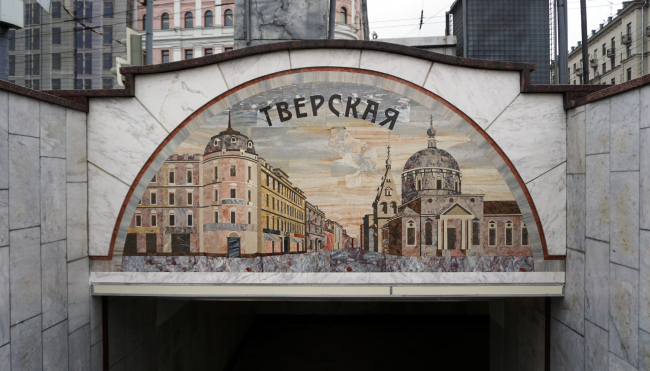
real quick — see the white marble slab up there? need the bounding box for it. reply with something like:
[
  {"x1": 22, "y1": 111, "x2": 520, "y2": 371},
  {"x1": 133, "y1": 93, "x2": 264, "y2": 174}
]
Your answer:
[
  {"x1": 552, "y1": 249, "x2": 584, "y2": 334},
  {"x1": 567, "y1": 174, "x2": 586, "y2": 252},
  {"x1": 9, "y1": 135, "x2": 40, "y2": 230},
  {"x1": 91, "y1": 341, "x2": 102, "y2": 371},
  {"x1": 567, "y1": 106, "x2": 586, "y2": 174},
  {"x1": 41, "y1": 157, "x2": 67, "y2": 243},
  {"x1": 585, "y1": 320, "x2": 608, "y2": 371},
  {"x1": 10, "y1": 315, "x2": 42, "y2": 371},
  {"x1": 610, "y1": 90, "x2": 640, "y2": 171},
  {"x1": 135, "y1": 65, "x2": 229, "y2": 132},
  {"x1": 359, "y1": 50, "x2": 432, "y2": 86},
  {"x1": 40, "y1": 101, "x2": 66, "y2": 158},
  {"x1": 0, "y1": 92, "x2": 7, "y2": 191},
  {"x1": 641, "y1": 85, "x2": 650, "y2": 129},
  {"x1": 586, "y1": 154, "x2": 610, "y2": 242},
  {"x1": 8, "y1": 94, "x2": 39, "y2": 137},
  {"x1": 9, "y1": 227, "x2": 41, "y2": 325},
  {"x1": 43, "y1": 320, "x2": 68, "y2": 371},
  {"x1": 66, "y1": 109, "x2": 87, "y2": 182},
  {"x1": 0, "y1": 247, "x2": 8, "y2": 346},
  {"x1": 639, "y1": 330, "x2": 650, "y2": 371},
  {"x1": 67, "y1": 182, "x2": 88, "y2": 261},
  {"x1": 526, "y1": 163, "x2": 567, "y2": 256},
  {"x1": 41, "y1": 240, "x2": 67, "y2": 329},
  {"x1": 87, "y1": 97, "x2": 168, "y2": 186},
  {"x1": 218, "y1": 51, "x2": 291, "y2": 89},
  {"x1": 585, "y1": 100, "x2": 610, "y2": 155},
  {"x1": 550, "y1": 317, "x2": 585, "y2": 370},
  {"x1": 608, "y1": 352, "x2": 637, "y2": 371},
  {"x1": 68, "y1": 258, "x2": 90, "y2": 334},
  {"x1": 0, "y1": 344, "x2": 8, "y2": 371},
  {"x1": 585, "y1": 238, "x2": 610, "y2": 330},
  {"x1": 68, "y1": 325, "x2": 90, "y2": 370},
  {"x1": 610, "y1": 171, "x2": 639, "y2": 269},
  {"x1": 90, "y1": 297, "x2": 102, "y2": 345},
  {"x1": 486, "y1": 94, "x2": 566, "y2": 183},
  {"x1": 423, "y1": 64, "x2": 521, "y2": 129},
  {"x1": 641, "y1": 128, "x2": 650, "y2": 231},
  {"x1": 609, "y1": 262, "x2": 639, "y2": 368},
  {"x1": 88, "y1": 164, "x2": 129, "y2": 257},
  {"x1": 0, "y1": 191, "x2": 6, "y2": 247},
  {"x1": 641, "y1": 230, "x2": 650, "y2": 333},
  {"x1": 290, "y1": 49, "x2": 361, "y2": 69}
]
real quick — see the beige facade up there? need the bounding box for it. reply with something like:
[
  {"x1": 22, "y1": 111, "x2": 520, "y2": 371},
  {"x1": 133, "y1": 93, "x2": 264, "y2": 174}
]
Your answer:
[{"x1": 568, "y1": 0, "x2": 650, "y2": 85}]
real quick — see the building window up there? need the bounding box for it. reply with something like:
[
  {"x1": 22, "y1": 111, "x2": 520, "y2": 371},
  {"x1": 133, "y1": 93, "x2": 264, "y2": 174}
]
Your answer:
[
  {"x1": 627, "y1": 68, "x2": 632, "y2": 81},
  {"x1": 455, "y1": 180, "x2": 459, "y2": 192},
  {"x1": 248, "y1": 190, "x2": 251, "y2": 202},
  {"x1": 505, "y1": 221, "x2": 513, "y2": 246},
  {"x1": 248, "y1": 212, "x2": 251, "y2": 224},
  {"x1": 247, "y1": 166, "x2": 251, "y2": 181},
  {"x1": 340, "y1": 7, "x2": 347, "y2": 24},
  {"x1": 266, "y1": 194, "x2": 269, "y2": 205},
  {"x1": 135, "y1": 214, "x2": 142, "y2": 226},
  {"x1": 75, "y1": 53, "x2": 92, "y2": 74},
  {"x1": 187, "y1": 170, "x2": 193, "y2": 184},
  {"x1": 162, "y1": 13, "x2": 170, "y2": 29},
  {"x1": 602, "y1": 43, "x2": 606, "y2": 56},
  {"x1": 102, "y1": 78, "x2": 113, "y2": 89},
  {"x1": 214, "y1": 189, "x2": 219, "y2": 202},
  {"x1": 184, "y1": 49, "x2": 193, "y2": 60},
  {"x1": 204, "y1": 48, "x2": 213, "y2": 56},
  {"x1": 169, "y1": 213, "x2": 175, "y2": 226},
  {"x1": 611, "y1": 78, "x2": 615, "y2": 84},
  {"x1": 436, "y1": 177, "x2": 442, "y2": 189},
  {"x1": 51, "y1": 79, "x2": 61, "y2": 90},
  {"x1": 52, "y1": 2, "x2": 61, "y2": 18},
  {"x1": 488, "y1": 221, "x2": 496, "y2": 247},
  {"x1": 103, "y1": 25, "x2": 112, "y2": 44},
  {"x1": 169, "y1": 170, "x2": 175, "y2": 183},
  {"x1": 213, "y1": 165, "x2": 219, "y2": 180},
  {"x1": 169, "y1": 192, "x2": 175, "y2": 205},
  {"x1": 602, "y1": 63, "x2": 607, "y2": 74},
  {"x1": 425, "y1": 222, "x2": 432, "y2": 245},
  {"x1": 205, "y1": 10, "x2": 213, "y2": 27},
  {"x1": 390, "y1": 202, "x2": 396, "y2": 214},
  {"x1": 224, "y1": 47, "x2": 233, "y2": 52},
  {"x1": 381, "y1": 202, "x2": 387, "y2": 214},
  {"x1": 416, "y1": 178, "x2": 421, "y2": 190},
  {"x1": 611, "y1": 37, "x2": 615, "y2": 52},
  {"x1": 230, "y1": 211, "x2": 236, "y2": 224},
  {"x1": 162, "y1": 50, "x2": 170, "y2": 63},
  {"x1": 522, "y1": 222, "x2": 529, "y2": 246},
  {"x1": 151, "y1": 174, "x2": 157, "y2": 183},
  {"x1": 8, "y1": 30, "x2": 15, "y2": 51},
  {"x1": 151, "y1": 214, "x2": 157, "y2": 227},
  {"x1": 407, "y1": 221, "x2": 415, "y2": 245},
  {"x1": 150, "y1": 192, "x2": 157, "y2": 205},
  {"x1": 385, "y1": 188, "x2": 392, "y2": 196},
  {"x1": 25, "y1": 55, "x2": 32, "y2": 75},
  {"x1": 215, "y1": 211, "x2": 219, "y2": 223},
  {"x1": 187, "y1": 192, "x2": 193, "y2": 205},
  {"x1": 8, "y1": 56, "x2": 15, "y2": 76},
  {"x1": 224, "y1": 9, "x2": 233, "y2": 26},
  {"x1": 187, "y1": 213, "x2": 193, "y2": 226},
  {"x1": 103, "y1": 1, "x2": 113, "y2": 17},
  {"x1": 142, "y1": 15, "x2": 146, "y2": 30},
  {"x1": 230, "y1": 165, "x2": 236, "y2": 177},
  {"x1": 185, "y1": 12, "x2": 193, "y2": 28},
  {"x1": 472, "y1": 220, "x2": 480, "y2": 245},
  {"x1": 230, "y1": 188, "x2": 236, "y2": 198},
  {"x1": 103, "y1": 53, "x2": 112, "y2": 70},
  {"x1": 52, "y1": 28, "x2": 61, "y2": 44}
]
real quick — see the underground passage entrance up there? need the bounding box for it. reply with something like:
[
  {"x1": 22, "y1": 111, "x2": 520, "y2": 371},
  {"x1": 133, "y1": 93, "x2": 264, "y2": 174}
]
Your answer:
[{"x1": 101, "y1": 298, "x2": 542, "y2": 370}]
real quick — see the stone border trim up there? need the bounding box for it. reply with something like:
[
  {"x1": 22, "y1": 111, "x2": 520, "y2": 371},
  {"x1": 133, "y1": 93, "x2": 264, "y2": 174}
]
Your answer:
[
  {"x1": 0, "y1": 80, "x2": 88, "y2": 112},
  {"x1": 565, "y1": 73, "x2": 650, "y2": 108},
  {"x1": 91, "y1": 66, "x2": 564, "y2": 263}
]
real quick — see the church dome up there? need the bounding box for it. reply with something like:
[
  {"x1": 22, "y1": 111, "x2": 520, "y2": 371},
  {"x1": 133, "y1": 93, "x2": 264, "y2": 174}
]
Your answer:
[
  {"x1": 204, "y1": 112, "x2": 256, "y2": 156},
  {"x1": 403, "y1": 147, "x2": 460, "y2": 171}
]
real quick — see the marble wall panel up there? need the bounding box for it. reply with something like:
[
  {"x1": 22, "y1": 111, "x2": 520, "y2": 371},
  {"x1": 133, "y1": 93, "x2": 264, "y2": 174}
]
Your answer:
[
  {"x1": 586, "y1": 154, "x2": 610, "y2": 242},
  {"x1": 639, "y1": 330, "x2": 650, "y2": 371},
  {"x1": 609, "y1": 90, "x2": 639, "y2": 171},
  {"x1": 67, "y1": 182, "x2": 88, "y2": 261},
  {"x1": 40, "y1": 102, "x2": 66, "y2": 158},
  {"x1": 567, "y1": 107, "x2": 586, "y2": 174},
  {"x1": 90, "y1": 341, "x2": 102, "y2": 371},
  {"x1": 290, "y1": 49, "x2": 361, "y2": 69},
  {"x1": 10, "y1": 315, "x2": 42, "y2": 370},
  {"x1": 41, "y1": 157, "x2": 66, "y2": 243},
  {"x1": 41, "y1": 240, "x2": 67, "y2": 329},
  {"x1": 66, "y1": 109, "x2": 87, "y2": 182},
  {"x1": 609, "y1": 353, "x2": 637, "y2": 370},
  {"x1": 641, "y1": 230, "x2": 650, "y2": 333},
  {"x1": 422, "y1": 64, "x2": 521, "y2": 130},
  {"x1": 69, "y1": 324, "x2": 91, "y2": 371},
  {"x1": 610, "y1": 172, "x2": 640, "y2": 269},
  {"x1": 486, "y1": 94, "x2": 566, "y2": 183},
  {"x1": 0, "y1": 191, "x2": 6, "y2": 247},
  {"x1": 9, "y1": 135, "x2": 40, "y2": 230},
  {"x1": 68, "y1": 258, "x2": 90, "y2": 334},
  {"x1": 0, "y1": 344, "x2": 8, "y2": 371},
  {"x1": 641, "y1": 128, "x2": 649, "y2": 231},
  {"x1": 43, "y1": 320, "x2": 68, "y2": 371},
  {"x1": 525, "y1": 163, "x2": 567, "y2": 256},
  {"x1": 135, "y1": 66, "x2": 229, "y2": 132},
  {"x1": 0, "y1": 247, "x2": 8, "y2": 346},
  {"x1": 359, "y1": 51, "x2": 432, "y2": 86},
  {"x1": 90, "y1": 297, "x2": 102, "y2": 345},
  {"x1": 585, "y1": 100, "x2": 610, "y2": 155},
  {"x1": 88, "y1": 98, "x2": 168, "y2": 186},
  {"x1": 552, "y1": 248, "x2": 584, "y2": 334},
  {"x1": 550, "y1": 318, "x2": 585, "y2": 371},
  {"x1": 0, "y1": 91, "x2": 7, "y2": 190},
  {"x1": 641, "y1": 85, "x2": 649, "y2": 128},
  {"x1": 609, "y1": 263, "x2": 639, "y2": 367},
  {"x1": 88, "y1": 164, "x2": 129, "y2": 257},
  {"x1": 218, "y1": 51, "x2": 291, "y2": 89},
  {"x1": 567, "y1": 174, "x2": 586, "y2": 252},
  {"x1": 8, "y1": 94, "x2": 39, "y2": 137},
  {"x1": 585, "y1": 320, "x2": 608, "y2": 371},
  {"x1": 585, "y1": 238, "x2": 610, "y2": 330},
  {"x1": 9, "y1": 227, "x2": 41, "y2": 325}
]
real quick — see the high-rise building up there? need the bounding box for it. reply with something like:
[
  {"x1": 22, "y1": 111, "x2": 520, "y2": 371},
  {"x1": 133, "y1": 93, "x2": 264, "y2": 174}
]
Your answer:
[{"x1": 448, "y1": 0, "x2": 551, "y2": 84}]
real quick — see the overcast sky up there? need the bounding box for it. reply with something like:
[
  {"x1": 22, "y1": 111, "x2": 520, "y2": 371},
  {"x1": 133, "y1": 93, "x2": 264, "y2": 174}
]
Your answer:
[{"x1": 367, "y1": 0, "x2": 627, "y2": 53}]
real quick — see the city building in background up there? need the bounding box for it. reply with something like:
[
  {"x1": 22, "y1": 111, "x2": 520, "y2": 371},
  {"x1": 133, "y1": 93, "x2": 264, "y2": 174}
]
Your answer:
[
  {"x1": 568, "y1": 0, "x2": 649, "y2": 85},
  {"x1": 375, "y1": 35, "x2": 457, "y2": 56},
  {"x1": 448, "y1": 0, "x2": 551, "y2": 84},
  {"x1": 7, "y1": 0, "x2": 131, "y2": 90}
]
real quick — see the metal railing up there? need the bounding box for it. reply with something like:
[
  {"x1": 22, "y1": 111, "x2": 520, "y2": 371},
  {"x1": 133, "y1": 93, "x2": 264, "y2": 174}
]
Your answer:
[
  {"x1": 622, "y1": 34, "x2": 632, "y2": 45},
  {"x1": 590, "y1": 59, "x2": 599, "y2": 68},
  {"x1": 607, "y1": 48, "x2": 615, "y2": 57},
  {"x1": 575, "y1": 67, "x2": 583, "y2": 76}
]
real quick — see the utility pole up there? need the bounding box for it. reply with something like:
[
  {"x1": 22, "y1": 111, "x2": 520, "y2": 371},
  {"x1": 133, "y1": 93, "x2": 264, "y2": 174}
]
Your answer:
[
  {"x1": 557, "y1": 0, "x2": 568, "y2": 84},
  {"x1": 145, "y1": 0, "x2": 153, "y2": 65},
  {"x1": 328, "y1": 0, "x2": 336, "y2": 39},
  {"x1": 580, "y1": 0, "x2": 590, "y2": 83}
]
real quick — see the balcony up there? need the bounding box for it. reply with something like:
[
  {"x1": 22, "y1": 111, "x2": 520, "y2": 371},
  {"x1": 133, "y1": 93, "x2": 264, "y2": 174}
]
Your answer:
[
  {"x1": 590, "y1": 59, "x2": 599, "y2": 68},
  {"x1": 607, "y1": 48, "x2": 615, "y2": 57},
  {"x1": 647, "y1": 26, "x2": 650, "y2": 37},
  {"x1": 622, "y1": 34, "x2": 632, "y2": 45},
  {"x1": 575, "y1": 67, "x2": 583, "y2": 76}
]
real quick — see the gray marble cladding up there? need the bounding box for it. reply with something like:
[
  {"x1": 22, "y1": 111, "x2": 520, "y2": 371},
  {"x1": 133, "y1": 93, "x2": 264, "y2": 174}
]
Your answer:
[
  {"x1": 66, "y1": 109, "x2": 87, "y2": 182},
  {"x1": 8, "y1": 94, "x2": 40, "y2": 137},
  {"x1": 567, "y1": 175, "x2": 586, "y2": 252},
  {"x1": 0, "y1": 92, "x2": 7, "y2": 190},
  {"x1": 10, "y1": 315, "x2": 42, "y2": 371},
  {"x1": 609, "y1": 90, "x2": 640, "y2": 171},
  {"x1": 610, "y1": 172, "x2": 640, "y2": 269},
  {"x1": 40, "y1": 102, "x2": 66, "y2": 159},
  {"x1": 67, "y1": 182, "x2": 88, "y2": 262},
  {"x1": 552, "y1": 249, "x2": 585, "y2": 334},
  {"x1": 641, "y1": 128, "x2": 650, "y2": 231},
  {"x1": 585, "y1": 100, "x2": 610, "y2": 155},
  {"x1": 609, "y1": 262, "x2": 639, "y2": 367},
  {"x1": 41, "y1": 157, "x2": 67, "y2": 243},
  {"x1": 0, "y1": 247, "x2": 8, "y2": 346},
  {"x1": 550, "y1": 318, "x2": 585, "y2": 371},
  {"x1": 0, "y1": 191, "x2": 7, "y2": 247},
  {"x1": 585, "y1": 238, "x2": 610, "y2": 330},
  {"x1": 41, "y1": 240, "x2": 68, "y2": 330},
  {"x1": 586, "y1": 154, "x2": 610, "y2": 242},
  {"x1": 121, "y1": 249, "x2": 535, "y2": 273},
  {"x1": 9, "y1": 135, "x2": 40, "y2": 230},
  {"x1": 43, "y1": 320, "x2": 68, "y2": 371},
  {"x1": 68, "y1": 258, "x2": 90, "y2": 334},
  {"x1": 9, "y1": 227, "x2": 41, "y2": 325},
  {"x1": 585, "y1": 320, "x2": 608, "y2": 371},
  {"x1": 0, "y1": 344, "x2": 9, "y2": 371},
  {"x1": 69, "y1": 325, "x2": 91, "y2": 371},
  {"x1": 641, "y1": 230, "x2": 650, "y2": 333},
  {"x1": 567, "y1": 107, "x2": 586, "y2": 174}
]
